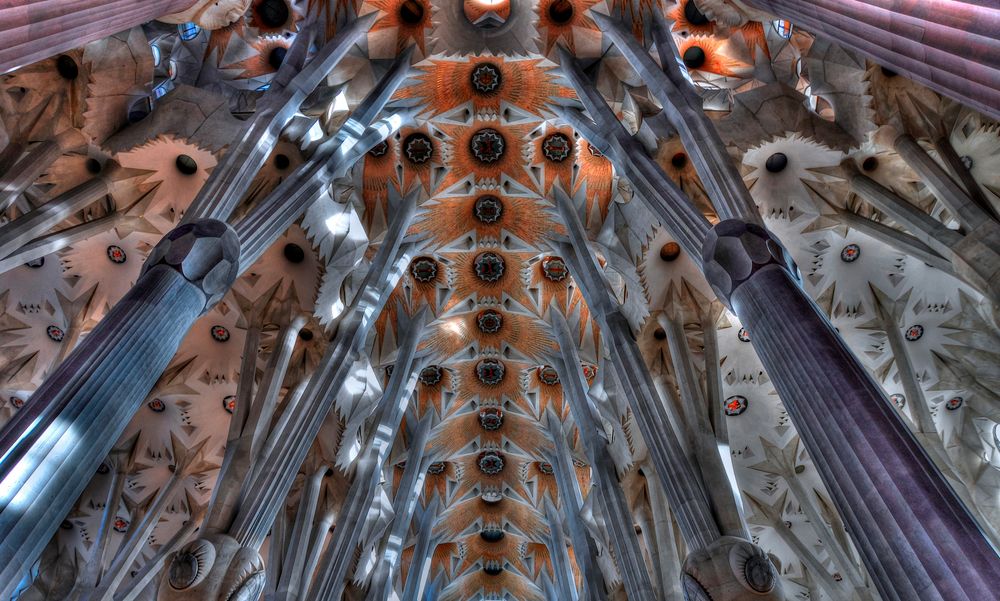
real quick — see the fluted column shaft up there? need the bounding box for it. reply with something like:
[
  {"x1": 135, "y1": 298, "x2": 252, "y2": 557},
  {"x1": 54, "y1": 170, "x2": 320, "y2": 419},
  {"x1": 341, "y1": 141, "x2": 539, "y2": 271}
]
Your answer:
[
  {"x1": 704, "y1": 220, "x2": 1000, "y2": 600},
  {"x1": 367, "y1": 413, "x2": 434, "y2": 601},
  {"x1": 0, "y1": 219, "x2": 239, "y2": 599},
  {"x1": 0, "y1": 0, "x2": 196, "y2": 74},
  {"x1": 742, "y1": 0, "x2": 1000, "y2": 120}
]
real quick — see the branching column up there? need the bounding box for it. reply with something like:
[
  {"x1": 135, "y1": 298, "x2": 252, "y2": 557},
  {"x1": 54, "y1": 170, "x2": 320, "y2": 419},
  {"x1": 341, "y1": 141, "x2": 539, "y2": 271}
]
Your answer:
[
  {"x1": 741, "y1": 0, "x2": 1000, "y2": 120},
  {"x1": 0, "y1": 220, "x2": 239, "y2": 599},
  {"x1": 702, "y1": 220, "x2": 1000, "y2": 600}
]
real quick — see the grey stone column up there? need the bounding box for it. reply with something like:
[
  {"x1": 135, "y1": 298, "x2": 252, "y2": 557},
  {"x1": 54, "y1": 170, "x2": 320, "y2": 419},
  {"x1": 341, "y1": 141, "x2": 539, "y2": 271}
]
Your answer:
[
  {"x1": 367, "y1": 412, "x2": 435, "y2": 601},
  {"x1": 548, "y1": 311, "x2": 659, "y2": 601},
  {"x1": 544, "y1": 412, "x2": 608, "y2": 601},
  {"x1": 703, "y1": 219, "x2": 1000, "y2": 600},
  {"x1": 400, "y1": 498, "x2": 440, "y2": 601},
  {"x1": 0, "y1": 219, "x2": 238, "y2": 600},
  {"x1": 180, "y1": 14, "x2": 378, "y2": 223}
]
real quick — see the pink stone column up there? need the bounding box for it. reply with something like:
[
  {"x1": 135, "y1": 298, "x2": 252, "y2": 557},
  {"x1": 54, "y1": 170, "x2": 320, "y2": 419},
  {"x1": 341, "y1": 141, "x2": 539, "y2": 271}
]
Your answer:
[
  {"x1": 745, "y1": 0, "x2": 1000, "y2": 120},
  {"x1": 0, "y1": 0, "x2": 197, "y2": 74}
]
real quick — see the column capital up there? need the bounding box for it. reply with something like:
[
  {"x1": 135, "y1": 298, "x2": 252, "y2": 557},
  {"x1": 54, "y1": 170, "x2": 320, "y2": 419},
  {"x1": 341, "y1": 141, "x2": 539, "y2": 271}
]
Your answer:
[
  {"x1": 702, "y1": 220, "x2": 799, "y2": 310},
  {"x1": 143, "y1": 219, "x2": 240, "y2": 312}
]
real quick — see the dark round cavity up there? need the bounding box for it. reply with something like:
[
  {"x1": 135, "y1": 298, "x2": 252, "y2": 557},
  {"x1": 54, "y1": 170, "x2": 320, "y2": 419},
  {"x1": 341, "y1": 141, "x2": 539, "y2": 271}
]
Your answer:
[
  {"x1": 880, "y1": 66, "x2": 898, "y2": 78},
  {"x1": 299, "y1": 328, "x2": 314, "y2": 341},
  {"x1": 283, "y1": 243, "x2": 305, "y2": 264},
  {"x1": 399, "y1": 0, "x2": 425, "y2": 24},
  {"x1": 653, "y1": 327, "x2": 666, "y2": 340},
  {"x1": 671, "y1": 152, "x2": 687, "y2": 168},
  {"x1": 684, "y1": 0, "x2": 710, "y2": 26},
  {"x1": 258, "y1": 0, "x2": 290, "y2": 27},
  {"x1": 765, "y1": 152, "x2": 788, "y2": 173},
  {"x1": 481, "y1": 529, "x2": 505, "y2": 542},
  {"x1": 548, "y1": 0, "x2": 574, "y2": 24},
  {"x1": 683, "y1": 46, "x2": 706, "y2": 69},
  {"x1": 862, "y1": 156, "x2": 878, "y2": 171},
  {"x1": 175, "y1": 154, "x2": 198, "y2": 175},
  {"x1": 268, "y1": 46, "x2": 288, "y2": 70},
  {"x1": 56, "y1": 55, "x2": 79, "y2": 80},
  {"x1": 274, "y1": 153, "x2": 290, "y2": 170},
  {"x1": 85, "y1": 158, "x2": 102, "y2": 174},
  {"x1": 660, "y1": 241, "x2": 681, "y2": 261}
]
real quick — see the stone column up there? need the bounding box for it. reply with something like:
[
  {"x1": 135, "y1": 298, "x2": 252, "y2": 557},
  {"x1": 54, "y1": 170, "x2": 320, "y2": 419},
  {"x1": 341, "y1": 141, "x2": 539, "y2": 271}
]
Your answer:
[
  {"x1": 543, "y1": 497, "x2": 579, "y2": 601},
  {"x1": 0, "y1": 219, "x2": 239, "y2": 600},
  {"x1": 0, "y1": 0, "x2": 196, "y2": 74},
  {"x1": 180, "y1": 14, "x2": 380, "y2": 224},
  {"x1": 367, "y1": 412, "x2": 435, "y2": 601},
  {"x1": 740, "y1": 0, "x2": 1000, "y2": 120},
  {"x1": 308, "y1": 310, "x2": 427, "y2": 601},
  {"x1": 702, "y1": 219, "x2": 1000, "y2": 600},
  {"x1": 400, "y1": 499, "x2": 440, "y2": 601},
  {"x1": 544, "y1": 412, "x2": 608, "y2": 601},
  {"x1": 844, "y1": 162, "x2": 1000, "y2": 301},
  {"x1": 548, "y1": 311, "x2": 663, "y2": 601}
]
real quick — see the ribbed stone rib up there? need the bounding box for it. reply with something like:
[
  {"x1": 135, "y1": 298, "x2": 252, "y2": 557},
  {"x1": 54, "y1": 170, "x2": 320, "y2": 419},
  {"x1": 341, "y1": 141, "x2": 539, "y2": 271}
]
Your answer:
[{"x1": 732, "y1": 266, "x2": 1000, "y2": 600}]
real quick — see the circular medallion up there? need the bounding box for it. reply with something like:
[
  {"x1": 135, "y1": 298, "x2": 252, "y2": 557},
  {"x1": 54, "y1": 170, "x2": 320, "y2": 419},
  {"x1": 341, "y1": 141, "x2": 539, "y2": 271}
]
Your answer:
[
  {"x1": 724, "y1": 395, "x2": 748, "y2": 416},
  {"x1": 477, "y1": 309, "x2": 503, "y2": 334},
  {"x1": 479, "y1": 407, "x2": 504, "y2": 430},
  {"x1": 476, "y1": 359, "x2": 505, "y2": 386},
  {"x1": 410, "y1": 257, "x2": 439, "y2": 283},
  {"x1": 470, "y1": 129, "x2": 505, "y2": 163},
  {"x1": 46, "y1": 325, "x2": 65, "y2": 342},
  {"x1": 106, "y1": 245, "x2": 127, "y2": 264},
  {"x1": 840, "y1": 244, "x2": 861, "y2": 263},
  {"x1": 541, "y1": 256, "x2": 569, "y2": 282},
  {"x1": 474, "y1": 252, "x2": 505, "y2": 282},
  {"x1": 470, "y1": 63, "x2": 502, "y2": 95},
  {"x1": 368, "y1": 141, "x2": 389, "y2": 157},
  {"x1": 890, "y1": 393, "x2": 906, "y2": 409},
  {"x1": 10, "y1": 396, "x2": 24, "y2": 409},
  {"x1": 211, "y1": 325, "x2": 230, "y2": 342},
  {"x1": 419, "y1": 365, "x2": 443, "y2": 386},
  {"x1": 113, "y1": 517, "x2": 129, "y2": 533},
  {"x1": 403, "y1": 133, "x2": 434, "y2": 164},
  {"x1": 427, "y1": 462, "x2": 446, "y2": 475},
  {"x1": 538, "y1": 462, "x2": 554, "y2": 475},
  {"x1": 542, "y1": 133, "x2": 571, "y2": 162},
  {"x1": 945, "y1": 396, "x2": 963, "y2": 410},
  {"x1": 478, "y1": 451, "x2": 505, "y2": 475},
  {"x1": 223, "y1": 395, "x2": 237, "y2": 414},
  {"x1": 537, "y1": 365, "x2": 560, "y2": 386},
  {"x1": 148, "y1": 398, "x2": 166, "y2": 413},
  {"x1": 904, "y1": 325, "x2": 924, "y2": 341},
  {"x1": 738, "y1": 327, "x2": 750, "y2": 342},
  {"x1": 473, "y1": 195, "x2": 503, "y2": 224}
]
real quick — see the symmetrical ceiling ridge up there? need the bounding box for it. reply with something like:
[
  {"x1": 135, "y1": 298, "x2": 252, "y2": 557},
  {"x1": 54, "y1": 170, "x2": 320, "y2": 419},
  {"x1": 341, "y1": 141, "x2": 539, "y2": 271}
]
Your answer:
[{"x1": 0, "y1": 1, "x2": 998, "y2": 600}]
